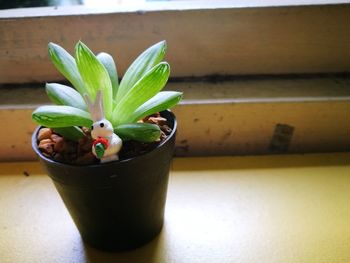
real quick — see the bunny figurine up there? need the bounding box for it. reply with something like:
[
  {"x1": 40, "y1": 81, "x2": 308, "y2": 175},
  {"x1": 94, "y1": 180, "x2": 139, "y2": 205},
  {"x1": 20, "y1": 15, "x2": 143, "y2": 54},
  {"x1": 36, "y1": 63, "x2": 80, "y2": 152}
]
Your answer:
[{"x1": 84, "y1": 90, "x2": 122, "y2": 163}]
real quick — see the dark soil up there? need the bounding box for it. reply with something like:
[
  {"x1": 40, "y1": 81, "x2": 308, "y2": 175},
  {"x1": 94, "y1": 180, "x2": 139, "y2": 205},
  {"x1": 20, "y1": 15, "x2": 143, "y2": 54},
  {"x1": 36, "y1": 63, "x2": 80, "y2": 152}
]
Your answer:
[{"x1": 37, "y1": 113, "x2": 173, "y2": 165}]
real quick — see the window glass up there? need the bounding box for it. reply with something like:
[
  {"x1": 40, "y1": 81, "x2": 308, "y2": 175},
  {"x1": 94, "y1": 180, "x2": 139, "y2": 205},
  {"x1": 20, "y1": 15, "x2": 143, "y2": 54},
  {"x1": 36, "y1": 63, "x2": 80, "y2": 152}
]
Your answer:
[{"x1": 0, "y1": 0, "x2": 203, "y2": 10}]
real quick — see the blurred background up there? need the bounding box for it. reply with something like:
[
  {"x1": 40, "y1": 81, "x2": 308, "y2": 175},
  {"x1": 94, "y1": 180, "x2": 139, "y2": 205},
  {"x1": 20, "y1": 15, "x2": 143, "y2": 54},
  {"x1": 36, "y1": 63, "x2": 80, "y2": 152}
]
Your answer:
[{"x1": 0, "y1": 0, "x2": 196, "y2": 10}]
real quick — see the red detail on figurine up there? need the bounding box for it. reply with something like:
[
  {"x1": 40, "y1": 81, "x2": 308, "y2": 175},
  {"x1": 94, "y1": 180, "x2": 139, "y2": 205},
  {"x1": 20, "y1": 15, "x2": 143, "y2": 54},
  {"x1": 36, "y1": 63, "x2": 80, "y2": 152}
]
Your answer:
[{"x1": 93, "y1": 137, "x2": 109, "y2": 149}]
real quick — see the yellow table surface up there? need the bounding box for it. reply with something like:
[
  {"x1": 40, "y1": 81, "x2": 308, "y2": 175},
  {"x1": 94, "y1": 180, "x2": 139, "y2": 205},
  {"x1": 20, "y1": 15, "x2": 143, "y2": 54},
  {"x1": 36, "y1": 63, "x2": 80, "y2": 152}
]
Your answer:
[{"x1": 1, "y1": 153, "x2": 350, "y2": 263}]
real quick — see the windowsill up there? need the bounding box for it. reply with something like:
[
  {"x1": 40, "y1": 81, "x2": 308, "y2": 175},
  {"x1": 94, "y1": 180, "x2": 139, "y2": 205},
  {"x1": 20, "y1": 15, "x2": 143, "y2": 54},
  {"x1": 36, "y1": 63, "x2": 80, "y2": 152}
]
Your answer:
[
  {"x1": 1, "y1": 75, "x2": 350, "y2": 161},
  {"x1": 1, "y1": 153, "x2": 350, "y2": 262}
]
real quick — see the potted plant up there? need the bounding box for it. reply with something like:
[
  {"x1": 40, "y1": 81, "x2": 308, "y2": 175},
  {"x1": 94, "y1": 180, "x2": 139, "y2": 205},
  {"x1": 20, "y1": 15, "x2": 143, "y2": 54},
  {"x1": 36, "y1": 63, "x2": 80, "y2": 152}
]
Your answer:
[{"x1": 31, "y1": 40, "x2": 182, "y2": 251}]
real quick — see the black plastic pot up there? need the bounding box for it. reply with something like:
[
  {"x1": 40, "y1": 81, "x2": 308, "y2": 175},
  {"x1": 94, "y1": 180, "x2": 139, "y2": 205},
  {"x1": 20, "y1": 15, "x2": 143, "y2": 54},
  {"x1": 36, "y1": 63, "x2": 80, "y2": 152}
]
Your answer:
[{"x1": 32, "y1": 111, "x2": 177, "y2": 251}]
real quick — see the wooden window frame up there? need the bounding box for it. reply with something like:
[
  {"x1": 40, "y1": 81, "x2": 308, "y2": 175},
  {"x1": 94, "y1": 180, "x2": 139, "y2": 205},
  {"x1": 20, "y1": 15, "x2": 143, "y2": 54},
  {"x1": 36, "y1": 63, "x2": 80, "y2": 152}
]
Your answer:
[{"x1": 1, "y1": 0, "x2": 350, "y2": 160}]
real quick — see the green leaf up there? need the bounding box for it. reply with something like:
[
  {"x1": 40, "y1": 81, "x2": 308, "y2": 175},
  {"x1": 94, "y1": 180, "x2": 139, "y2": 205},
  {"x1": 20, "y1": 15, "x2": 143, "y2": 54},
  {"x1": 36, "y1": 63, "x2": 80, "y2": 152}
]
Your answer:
[
  {"x1": 112, "y1": 62, "x2": 170, "y2": 126},
  {"x1": 116, "y1": 40, "x2": 167, "y2": 104},
  {"x1": 130, "y1": 91, "x2": 182, "y2": 122},
  {"x1": 75, "y1": 41, "x2": 113, "y2": 120},
  {"x1": 115, "y1": 123, "x2": 161, "y2": 142},
  {"x1": 48, "y1": 43, "x2": 85, "y2": 95},
  {"x1": 97, "y1": 52, "x2": 119, "y2": 101},
  {"x1": 46, "y1": 83, "x2": 87, "y2": 111},
  {"x1": 53, "y1": 126, "x2": 85, "y2": 142},
  {"x1": 32, "y1": 105, "x2": 92, "y2": 128}
]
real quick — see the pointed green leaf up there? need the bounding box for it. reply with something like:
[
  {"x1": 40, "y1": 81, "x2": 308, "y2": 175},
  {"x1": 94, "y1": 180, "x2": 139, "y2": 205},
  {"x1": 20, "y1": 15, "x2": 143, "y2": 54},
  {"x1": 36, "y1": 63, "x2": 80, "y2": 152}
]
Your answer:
[
  {"x1": 130, "y1": 91, "x2": 182, "y2": 122},
  {"x1": 112, "y1": 62, "x2": 170, "y2": 126},
  {"x1": 115, "y1": 123, "x2": 161, "y2": 142},
  {"x1": 48, "y1": 43, "x2": 85, "y2": 95},
  {"x1": 116, "y1": 40, "x2": 167, "y2": 104},
  {"x1": 75, "y1": 41, "x2": 113, "y2": 120},
  {"x1": 32, "y1": 105, "x2": 92, "y2": 128},
  {"x1": 97, "y1": 52, "x2": 119, "y2": 101},
  {"x1": 53, "y1": 126, "x2": 85, "y2": 141},
  {"x1": 46, "y1": 83, "x2": 87, "y2": 111}
]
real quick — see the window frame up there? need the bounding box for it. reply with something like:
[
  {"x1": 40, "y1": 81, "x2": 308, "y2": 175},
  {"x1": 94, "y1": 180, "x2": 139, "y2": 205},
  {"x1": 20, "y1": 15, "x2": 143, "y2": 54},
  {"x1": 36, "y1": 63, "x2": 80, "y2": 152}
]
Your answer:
[
  {"x1": 1, "y1": 1, "x2": 350, "y2": 160},
  {"x1": 1, "y1": 1, "x2": 350, "y2": 83}
]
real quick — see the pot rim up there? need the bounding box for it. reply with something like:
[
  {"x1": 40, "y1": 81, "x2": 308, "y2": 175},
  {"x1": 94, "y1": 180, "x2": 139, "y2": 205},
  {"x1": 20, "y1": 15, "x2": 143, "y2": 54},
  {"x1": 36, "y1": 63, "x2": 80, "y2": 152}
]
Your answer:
[{"x1": 32, "y1": 110, "x2": 177, "y2": 168}]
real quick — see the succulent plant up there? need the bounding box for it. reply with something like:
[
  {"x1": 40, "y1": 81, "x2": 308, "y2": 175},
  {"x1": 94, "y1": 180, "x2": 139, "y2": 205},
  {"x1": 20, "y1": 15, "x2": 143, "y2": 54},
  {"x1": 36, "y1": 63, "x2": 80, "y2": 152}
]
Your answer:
[{"x1": 32, "y1": 40, "x2": 182, "y2": 149}]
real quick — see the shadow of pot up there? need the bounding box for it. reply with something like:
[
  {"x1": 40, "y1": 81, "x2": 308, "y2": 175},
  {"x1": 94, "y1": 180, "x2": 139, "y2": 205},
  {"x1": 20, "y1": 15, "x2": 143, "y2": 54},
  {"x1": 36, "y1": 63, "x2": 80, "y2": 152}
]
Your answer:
[{"x1": 32, "y1": 110, "x2": 177, "y2": 251}]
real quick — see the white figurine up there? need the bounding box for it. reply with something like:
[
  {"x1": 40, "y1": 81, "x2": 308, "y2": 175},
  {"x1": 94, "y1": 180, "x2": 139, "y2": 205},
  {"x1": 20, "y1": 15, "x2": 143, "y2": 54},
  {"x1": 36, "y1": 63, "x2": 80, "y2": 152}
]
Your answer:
[{"x1": 84, "y1": 91, "x2": 122, "y2": 163}]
